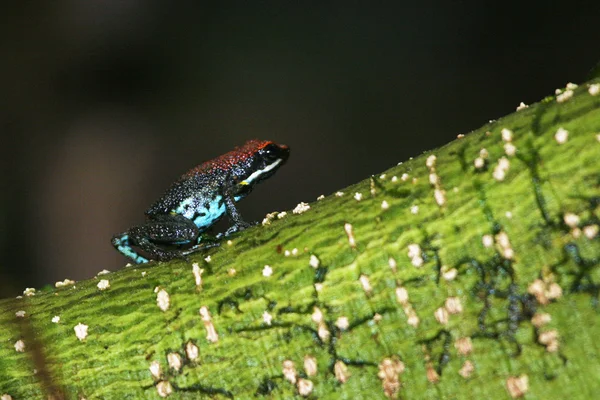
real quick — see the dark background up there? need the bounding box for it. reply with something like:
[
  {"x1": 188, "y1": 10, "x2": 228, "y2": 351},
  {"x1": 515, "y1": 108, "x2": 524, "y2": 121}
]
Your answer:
[{"x1": 1, "y1": 2, "x2": 598, "y2": 297}]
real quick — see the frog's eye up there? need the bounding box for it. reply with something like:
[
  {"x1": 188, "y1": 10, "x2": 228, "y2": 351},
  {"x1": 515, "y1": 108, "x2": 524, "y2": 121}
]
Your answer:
[
  {"x1": 261, "y1": 143, "x2": 286, "y2": 162},
  {"x1": 263, "y1": 143, "x2": 278, "y2": 155}
]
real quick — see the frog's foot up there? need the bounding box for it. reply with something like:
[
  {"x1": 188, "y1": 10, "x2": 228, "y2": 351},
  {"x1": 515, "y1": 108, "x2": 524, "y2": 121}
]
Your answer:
[
  {"x1": 181, "y1": 241, "x2": 221, "y2": 256},
  {"x1": 220, "y1": 221, "x2": 258, "y2": 238}
]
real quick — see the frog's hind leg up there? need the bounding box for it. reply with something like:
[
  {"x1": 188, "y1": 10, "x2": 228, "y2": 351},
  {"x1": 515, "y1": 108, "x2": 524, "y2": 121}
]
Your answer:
[
  {"x1": 111, "y1": 233, "x2": 149, "y2": 264},
  {"x1": 123, "y1": 214, "x2": 201, "y2": 262}
]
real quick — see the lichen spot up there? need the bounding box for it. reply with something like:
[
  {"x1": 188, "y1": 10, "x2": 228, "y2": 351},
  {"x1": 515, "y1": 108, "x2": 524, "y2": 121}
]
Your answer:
[
  {"x1": 262, "y1": 265, "x2": 273, "y2": 277},
  {"x1": 344, "y1": 223, "x2": 357, "y2": 248},
  {"x1": 156, "y1": 289, "x2": 170, "y2": 312},
  {"x1": 391, "y1": 175, "x2": 398, "y2": 182},
  {"x1": 395, "y1": 287, "x2": 409, "y2": 305},
  {"x1": 407, "y1": 243, "x2": 423, "y2": 267},
  {"x1": 14, "y1": 340, "x2": 25, "y2": 352},
  {"x1": 167, "y1": 353, "x2": 182, "y2": 371},
  {"x1": 359, "y1": 274, "x2": 372, "y2": 294},
  {"x1": 563, "y1": 212, "x2": 580, "y2": 228},
  {"x1": 566, "y1": 82, "x2": 578, "y2": 90},
  {"x1": 282, "y1": 360, "x2": 297, "y2": 384},
  {"x1": 506, "y1": 375, "x2": 529, "y2": 398},
  {"x1": 293, "y1": 202, "x2": 311, "y2": 214},
  {"x1": 52, "y1": 316, "x2": 60, "y2": 324},
  {"x1": 297, "y1": 378, "x2": 314, "y2": 397},
  {"x1": 97, "y1": 279, "x2": 110, "y2": 291},
  {"x1": 353, "y1": 192, "x2": 363, "y2": 201},
  {"x1": 381, "y1": 200, "x2": 390, "y2": 210},
  {"x1": 335, "y1": 191, "x2": 345, "y2": 197},
  {"x1": 504, "y1": 143, "x2": 516, "y2": 156},
  {"x1": 97, "y1": 269, "x2": 110, "y2": 276},
  {"x1": 277, "y1": 211, "x2": 287, "y2": 219},
  {"x1": 309, "y1": 254, "x2": 320, "y2": 268},
  {"x1": 378, "y1": 358, "x2": 405, "y2": 399},
  {"x1": 441, "y1": 265, "x2": 458, "y2": 281},
  {"x1": 336, "y1": 316, "x2": 350, "y2": 330},
  {"x1": 199, "y1": 306, "x2": 219, "y2": 343},
  {"x1": 538, "y1": 329, "x2": 559, "y2": 352},
  {"x1": 74, "y1": 323, "x2": 89, "y2": 341},
  {"x1": 192, "y1": 263, "x2": 204, "y2": 287},
  {"x1": 429, "y1": 173, "x2": 439, "y2": 185},
  {"x1": 434, "y1": 189, "x2": 446, "y2": 206},
  {"x1": 15, "y1": 310, "x2": 25, "y2": 318},
  {"x1": 311, "y1": 307, "x2": 324, "y2": 324},
  {"x1": 454, "y1": 337, "x2": 473, "y2": 355},
  {"x1": 55, "y1": 279, "x2": 75, "y2": 288},
  {"x1": 316, "y1": 194, "x2": 325, "y2": 201},
  {"x1": 555, "y1": 127, "x2": 569, "y2": 144},
  {"x1": 584, "y1": 225, "x2": 599, "y2": 239},
  {"x1": 186, "y1": 341, "x2": 199, "y2": 361},
  {"x1": 335, "y1": 360, "x2": 350, "y2": 383},
  {"x1": 501, "y1": 128, "x2": 513, "y2": 142},
  {"x1": 426, "y1": 363, "x2": 440, "y2": 383},
  {"x1": 406, "y1": 308, "x2": 420, "y2": 328},
  {"x1": 304, "y1": 355, "x2": 317, "y2": 376},
  {"x1": 516, "y1": 102, "x2": 528, "y2": 111},
  {"x1": 589, "y1": 83, "x2": 600, "y2": 96},
  {"x1": 149, "y1": 361, "x2": 161, "y2": 379},
  {"x1": 156, "y1": 381, "x2": 173, "y2": 398},
  {"x1": 23, "y1": 288, "x2": 36, "y2": 297},
  {"x1": 388, "y1": 257, "x2": 397, "y2": 273},
  {"x1": 434, "y1": 307, "x2": 449, "y2": 325},
  {"x1": 445, "y1": 297, "x2": 463, "y2": 314},
  {"x1": 262, "y1": 311, "x2": 273, "y2": 326},
  {"x1": 401, "y1": 173, "x2": 409, "y2": 181},
  {"x1": 459, "y1": 360, "x2": 475, "y2": 378},
  {"x1": 556, "y1": 89, "x2": 573, "y2": 103},
  {"x1": 1, "y1": 394, "x2": 14, "y2": 400},
  {"x1": 474, "y1": 157, "x2": 485, "y2": 169},
  {"x1": 482, "y1": 234, "x2": 494, "y2": 248},
  {"x1": 426, "y1": 155, "x2": 437, "y2": 168},
  {"x1": 204, "y1": 255, "x2": 212, "y2": 263},
  {"x1": 262, "y1": 211, "x2": 277, "y2": 225},
  {"x1": 493, "y1": 157, "x2": 510, "y2": 181},
  {"x1": 531, "y1": 312, "x2": 551, "y2": 328}
]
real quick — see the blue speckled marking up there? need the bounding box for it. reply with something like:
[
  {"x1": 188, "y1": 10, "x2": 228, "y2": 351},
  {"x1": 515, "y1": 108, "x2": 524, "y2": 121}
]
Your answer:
[
  {"x1": 175, "y1": 197, "x2": 196, "y2": 219},
  {"x1": 115, "y1": 234, "x2": 148, "y2": 263},
  {"x1": 193, "y1": 195, "x2": 226, "y2": 229}
]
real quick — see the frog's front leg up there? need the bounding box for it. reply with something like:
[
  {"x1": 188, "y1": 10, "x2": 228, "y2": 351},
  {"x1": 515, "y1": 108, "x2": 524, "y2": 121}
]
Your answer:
[
  {"x1": 112, "y1": 214, "x2": 200, "y2": 263},
  {"x1": 222, "y1": 180, "x2": 253, "y2": 237}
]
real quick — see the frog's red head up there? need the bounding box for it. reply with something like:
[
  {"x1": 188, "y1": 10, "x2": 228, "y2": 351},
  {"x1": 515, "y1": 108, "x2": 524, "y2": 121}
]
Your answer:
[{"x1": 236, "y1": 140, "x2": 290, "y2": 186}]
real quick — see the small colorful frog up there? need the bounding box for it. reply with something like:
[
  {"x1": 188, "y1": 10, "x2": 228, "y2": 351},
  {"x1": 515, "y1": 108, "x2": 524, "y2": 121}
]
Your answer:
[{"x1": 112, "y1": 139, "x2": 290, "y2": 263}]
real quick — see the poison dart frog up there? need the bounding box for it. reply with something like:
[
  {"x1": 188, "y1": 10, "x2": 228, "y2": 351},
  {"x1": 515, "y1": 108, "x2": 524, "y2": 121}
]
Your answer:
[{"x1": 112, "y1": 139, "x2": 290, "y2": 263}]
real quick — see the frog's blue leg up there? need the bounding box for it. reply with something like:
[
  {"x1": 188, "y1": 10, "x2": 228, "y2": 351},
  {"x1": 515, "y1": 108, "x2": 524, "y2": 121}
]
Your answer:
[{"x1": 111, "y1": 233, "x2": 149, "y2": 264}]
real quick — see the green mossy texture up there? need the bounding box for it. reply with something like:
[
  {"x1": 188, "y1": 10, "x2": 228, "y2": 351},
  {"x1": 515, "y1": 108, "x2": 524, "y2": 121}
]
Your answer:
[{"x1": 1, "y1": 81, "x2": 600, "y2": 399}]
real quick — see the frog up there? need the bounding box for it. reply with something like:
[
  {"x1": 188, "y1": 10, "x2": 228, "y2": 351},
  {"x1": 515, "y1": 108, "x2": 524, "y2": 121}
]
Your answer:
[{"x1": 112, "y1": 139, "x2": 290, "y2": 263}]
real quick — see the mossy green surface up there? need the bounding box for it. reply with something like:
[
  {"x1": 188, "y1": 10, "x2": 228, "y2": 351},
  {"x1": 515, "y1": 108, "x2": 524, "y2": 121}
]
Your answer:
[{"x1": 1, "y1": 81, "x2": 600, "y2": 399}]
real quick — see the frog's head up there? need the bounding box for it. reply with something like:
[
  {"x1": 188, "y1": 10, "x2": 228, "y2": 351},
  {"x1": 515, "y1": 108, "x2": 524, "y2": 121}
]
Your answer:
[{"x1": 237, "y1": 140, "x2": 290, "y2": 187}]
